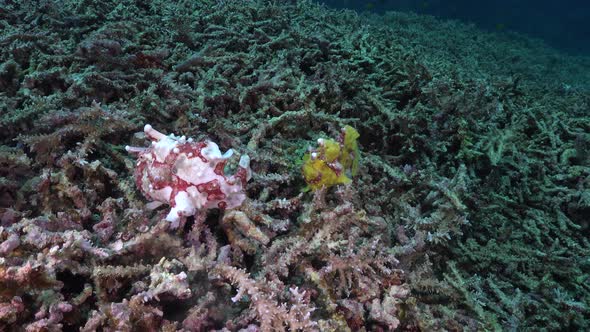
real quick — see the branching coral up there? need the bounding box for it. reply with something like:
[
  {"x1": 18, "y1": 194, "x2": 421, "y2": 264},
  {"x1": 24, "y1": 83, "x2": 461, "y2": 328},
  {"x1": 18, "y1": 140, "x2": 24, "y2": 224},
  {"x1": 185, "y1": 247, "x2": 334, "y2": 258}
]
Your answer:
[
  {"x1": 0, "y1": 0, "x2": 588, "y2": 330},
  {"x1": 213, "y1": 264, "x2": 318, "y2": 331}
]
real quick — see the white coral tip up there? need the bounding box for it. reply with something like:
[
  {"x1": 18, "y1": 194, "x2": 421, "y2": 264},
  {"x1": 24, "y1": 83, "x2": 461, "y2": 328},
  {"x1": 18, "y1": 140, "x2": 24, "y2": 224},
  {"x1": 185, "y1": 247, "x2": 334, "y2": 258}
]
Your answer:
[{"x1": 239, "y1": 154, "x2": 250, "y2": 168}]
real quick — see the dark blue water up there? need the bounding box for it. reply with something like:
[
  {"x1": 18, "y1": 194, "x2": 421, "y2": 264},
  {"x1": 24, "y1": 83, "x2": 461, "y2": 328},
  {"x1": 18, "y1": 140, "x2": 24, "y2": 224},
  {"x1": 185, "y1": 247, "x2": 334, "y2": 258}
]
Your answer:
[{"x1": 317, "y1": 0, "x2": 590, "y2": 55}]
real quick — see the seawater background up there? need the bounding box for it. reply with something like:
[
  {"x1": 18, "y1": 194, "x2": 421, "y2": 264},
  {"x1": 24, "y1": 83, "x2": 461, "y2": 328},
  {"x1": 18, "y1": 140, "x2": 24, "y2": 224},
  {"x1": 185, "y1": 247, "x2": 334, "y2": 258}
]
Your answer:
[{"x1": 317, "y1": 0, "x2": 590, "y2": 55}]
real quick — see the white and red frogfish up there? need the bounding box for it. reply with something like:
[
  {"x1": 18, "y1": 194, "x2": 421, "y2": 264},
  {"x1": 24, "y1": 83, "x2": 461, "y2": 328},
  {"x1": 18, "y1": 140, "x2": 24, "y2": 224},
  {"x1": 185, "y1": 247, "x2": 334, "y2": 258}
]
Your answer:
[{"x1": 126, "y1": 124, "x2": 251, "y2": 223}]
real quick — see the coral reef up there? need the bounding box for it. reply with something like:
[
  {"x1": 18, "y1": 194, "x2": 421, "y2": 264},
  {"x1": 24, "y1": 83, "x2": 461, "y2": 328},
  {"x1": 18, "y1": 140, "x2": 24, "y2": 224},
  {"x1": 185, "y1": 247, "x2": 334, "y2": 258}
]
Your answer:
[{"x1": 0, "y1": 0, "x2": 588, "y2": 331}]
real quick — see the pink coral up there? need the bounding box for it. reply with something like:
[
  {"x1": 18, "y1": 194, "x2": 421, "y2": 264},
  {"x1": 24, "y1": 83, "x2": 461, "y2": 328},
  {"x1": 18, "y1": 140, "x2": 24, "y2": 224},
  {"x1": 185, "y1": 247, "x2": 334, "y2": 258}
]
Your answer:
[{"x1": 126, "y1": 125, "x2": 251, "y2": 223}]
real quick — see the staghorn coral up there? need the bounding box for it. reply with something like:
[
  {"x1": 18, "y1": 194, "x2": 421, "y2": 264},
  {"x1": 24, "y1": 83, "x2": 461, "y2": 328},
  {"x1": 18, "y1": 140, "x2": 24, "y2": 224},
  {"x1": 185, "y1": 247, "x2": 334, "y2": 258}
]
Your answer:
[
  {"x1": 0, "y1": 0, "x2": 588, "y2": 330},
  {"x1": 213, "y1": 264, "x2": 318, "y2": 331}
]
